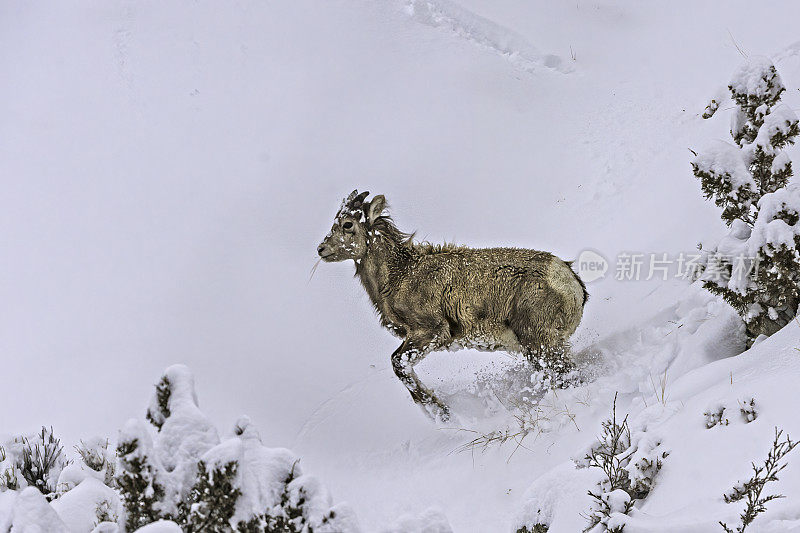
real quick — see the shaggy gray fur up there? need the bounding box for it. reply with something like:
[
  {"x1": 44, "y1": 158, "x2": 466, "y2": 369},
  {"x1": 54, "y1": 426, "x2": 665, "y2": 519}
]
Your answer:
[{"x1": 317, "y1": 190, "x2": 587, "y2": 421}]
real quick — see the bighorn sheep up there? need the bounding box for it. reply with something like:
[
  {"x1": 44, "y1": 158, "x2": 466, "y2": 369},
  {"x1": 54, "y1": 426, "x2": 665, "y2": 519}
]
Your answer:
[{"x1": 317, "y1": 190, "x2": 587, "y2": 421}]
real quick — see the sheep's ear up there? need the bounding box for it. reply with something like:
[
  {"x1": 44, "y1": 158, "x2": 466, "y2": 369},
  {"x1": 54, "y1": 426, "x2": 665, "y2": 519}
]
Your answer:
[{"x1": 365, "y1": 195, "x2": 386, "y2": 224}]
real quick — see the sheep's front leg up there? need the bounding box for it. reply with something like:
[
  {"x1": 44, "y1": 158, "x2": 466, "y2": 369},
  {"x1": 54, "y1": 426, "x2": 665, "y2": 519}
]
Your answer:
[{"x1": 391, "y1": 337, "x2": 450, "y2": 422}]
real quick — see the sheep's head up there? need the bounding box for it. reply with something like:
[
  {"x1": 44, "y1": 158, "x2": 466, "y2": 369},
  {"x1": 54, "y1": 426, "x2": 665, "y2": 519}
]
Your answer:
[{"x1": 317, "y1": 190, "x2": 386, "y2": 262}]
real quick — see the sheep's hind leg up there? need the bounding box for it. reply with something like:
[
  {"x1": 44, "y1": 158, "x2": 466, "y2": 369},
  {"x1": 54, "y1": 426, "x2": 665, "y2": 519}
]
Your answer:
[
  {"x1": 391, "y1": 336, "x2": 450, "y2": 422},
  {"x1": 512, "y1": 324, "x2": 577, "y2": 388}
]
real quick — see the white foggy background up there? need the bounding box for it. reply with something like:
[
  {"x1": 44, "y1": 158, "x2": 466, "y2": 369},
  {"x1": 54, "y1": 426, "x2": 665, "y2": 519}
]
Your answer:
[{"x1": 3, "y1": 3, "x2": 800, "y2": 526}]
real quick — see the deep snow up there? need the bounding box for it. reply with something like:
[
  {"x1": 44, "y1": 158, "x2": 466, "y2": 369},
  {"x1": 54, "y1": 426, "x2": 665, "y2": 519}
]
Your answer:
[{"x1": 4, "y1": 0, "x2": 800, "y2": 531}]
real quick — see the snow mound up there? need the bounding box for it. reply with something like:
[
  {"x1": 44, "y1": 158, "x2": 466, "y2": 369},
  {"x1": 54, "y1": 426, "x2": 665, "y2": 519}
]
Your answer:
[
  {"x1": 51, "y1": 477, "x2": 121, "y2": 532},
  {"x1": 750, "y1": 184, "x2": 800, "y2": 254},
  {"x1": 693, "y1": 140, "x2": 754, "y2": 190},
  {"x1": 132, "y1": 521, "x2": 182, "y2": 533},
  {"x1": 148, "y1": 364, "x2": 220, "y2": 473},
  {"x1": 382, "y1": 506, "x2": 454, "y2": 533},
  {"x1": 1, "y1": 487, "x2": 69, "y2": 533},
  {"x1": 729, "y1": 56, "x2": 786, "y2": 100},
  {"x1": 751, "y1": 104, "x2": 799, "y2": 154}
]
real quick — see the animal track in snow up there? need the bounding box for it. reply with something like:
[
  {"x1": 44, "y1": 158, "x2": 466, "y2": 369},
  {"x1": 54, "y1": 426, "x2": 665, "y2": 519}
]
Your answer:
[{"x1": 404, "y1": 0, "x2": 570, "y2": 74}]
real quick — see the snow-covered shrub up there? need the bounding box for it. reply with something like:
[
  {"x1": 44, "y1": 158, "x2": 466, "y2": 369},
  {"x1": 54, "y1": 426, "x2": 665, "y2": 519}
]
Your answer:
[
  {"x1": 94, "y1": 499, "x2": 119, "y2": 525},
  {"x1": 704, "y1": 404, "x2": 731, "y2": 429},
  {"x1": 0, "y1": 427, "x2": 71, "y2": 501},
  {"x1": 720, "y1": 428, "x2": 799, "y2": 532},
  {"x1": 76, "y1": 440, "x2": 109, "y2": 475},
  {"x1": 704, "y1": 397, "x2": 758, "y2": 429},
  {"x1": 574, "y1": 397, "x2": 668, "y2": 532},
  {"x1": 73, "y1": 438, "x2": 117, "y2": 488},
  {"x1": 739, "y1": 397, "x2": 757, "y2": 423},
  {"x1": 56, "y1": 438, "x2": 119, "y2": 502},
  {"x1": 0, "y1": 467, "x2": 19, "y2": 491},
  {"x1": 692, "y1": 58, "x2": 800, "y2": 339},
  {"x1": 516, "y1": 525, "x2": 549, "y2": 533},
  {"x1": 624, "y1": 434, "x2": 668, "y2": 500},
  {"x1": 577, "y1": 399, "x2": 633, "y2": 533},
  {"x1": 23, "y1": 427, "x2": 69, "y2": 499},
  {"x1": 0, "y1": 446, "x2": 20, "y2": 491},
  {"x1": 703, "y1": 98, "x2": 720, "y2": 120}
]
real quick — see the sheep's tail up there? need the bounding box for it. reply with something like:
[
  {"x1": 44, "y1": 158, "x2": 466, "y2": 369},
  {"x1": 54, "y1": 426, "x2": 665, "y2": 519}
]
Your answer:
[{"x1": 565, "y1": 260, "x2": 589, "y2": 306}]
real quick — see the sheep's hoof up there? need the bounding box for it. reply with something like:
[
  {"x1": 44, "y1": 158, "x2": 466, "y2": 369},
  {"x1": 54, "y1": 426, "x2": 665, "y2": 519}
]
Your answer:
[{"x1": 421, "y1": 400, "x2": 451, "y2": 423}]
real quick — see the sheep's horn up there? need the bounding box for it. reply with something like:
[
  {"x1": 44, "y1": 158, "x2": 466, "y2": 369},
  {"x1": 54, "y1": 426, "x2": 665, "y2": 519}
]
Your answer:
[
  {"x1": 351, "y1": 190, "x2": 370, "y2": 208},
  {"x1": 345, "y1": 189, "x2": 359, "y2": 204}
]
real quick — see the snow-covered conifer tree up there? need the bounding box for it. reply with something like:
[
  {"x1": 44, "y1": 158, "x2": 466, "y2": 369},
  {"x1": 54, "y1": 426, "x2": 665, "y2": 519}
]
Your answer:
[
  {"x1": 1, "y1": 366, "x2": 358, "y2": 532},
  {"x1": 114, "y1": 369, "x2": 359, "y2": 532},
  {"x1": 740, "y1": 186, "x2": 800, "y2": 336},
  {"x1": 144, "y1": 364, "x2": 221, "y2": 518},
  {"x1": 181, "y1": 459, "x2": 241, "y2": 532},
  {"x1": 693, "y1": 58, "x2": 800, "y2": 338},
  {"x1": 116, "y1": 420, "x2": 168, "y2": 530}
]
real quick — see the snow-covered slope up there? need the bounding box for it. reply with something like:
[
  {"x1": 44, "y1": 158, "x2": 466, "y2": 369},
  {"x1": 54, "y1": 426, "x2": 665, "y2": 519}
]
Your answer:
[
  {"x1": 512, "y1": 297, "x2": 800, "y2": 532},
  {"x1": 4, "y1": 0, "x2": 800, "y2": 531}
]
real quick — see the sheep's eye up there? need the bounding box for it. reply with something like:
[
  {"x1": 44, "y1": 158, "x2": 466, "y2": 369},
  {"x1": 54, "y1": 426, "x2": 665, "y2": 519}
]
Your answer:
[{"x1": 343, "y1": 221, "x2": 354, "y2": 230}]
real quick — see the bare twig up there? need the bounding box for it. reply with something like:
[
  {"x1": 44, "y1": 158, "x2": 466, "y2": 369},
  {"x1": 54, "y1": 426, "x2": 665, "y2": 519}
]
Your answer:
[{"x1": 728, "y1": 29, "x2": 748, "y2": 59}]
